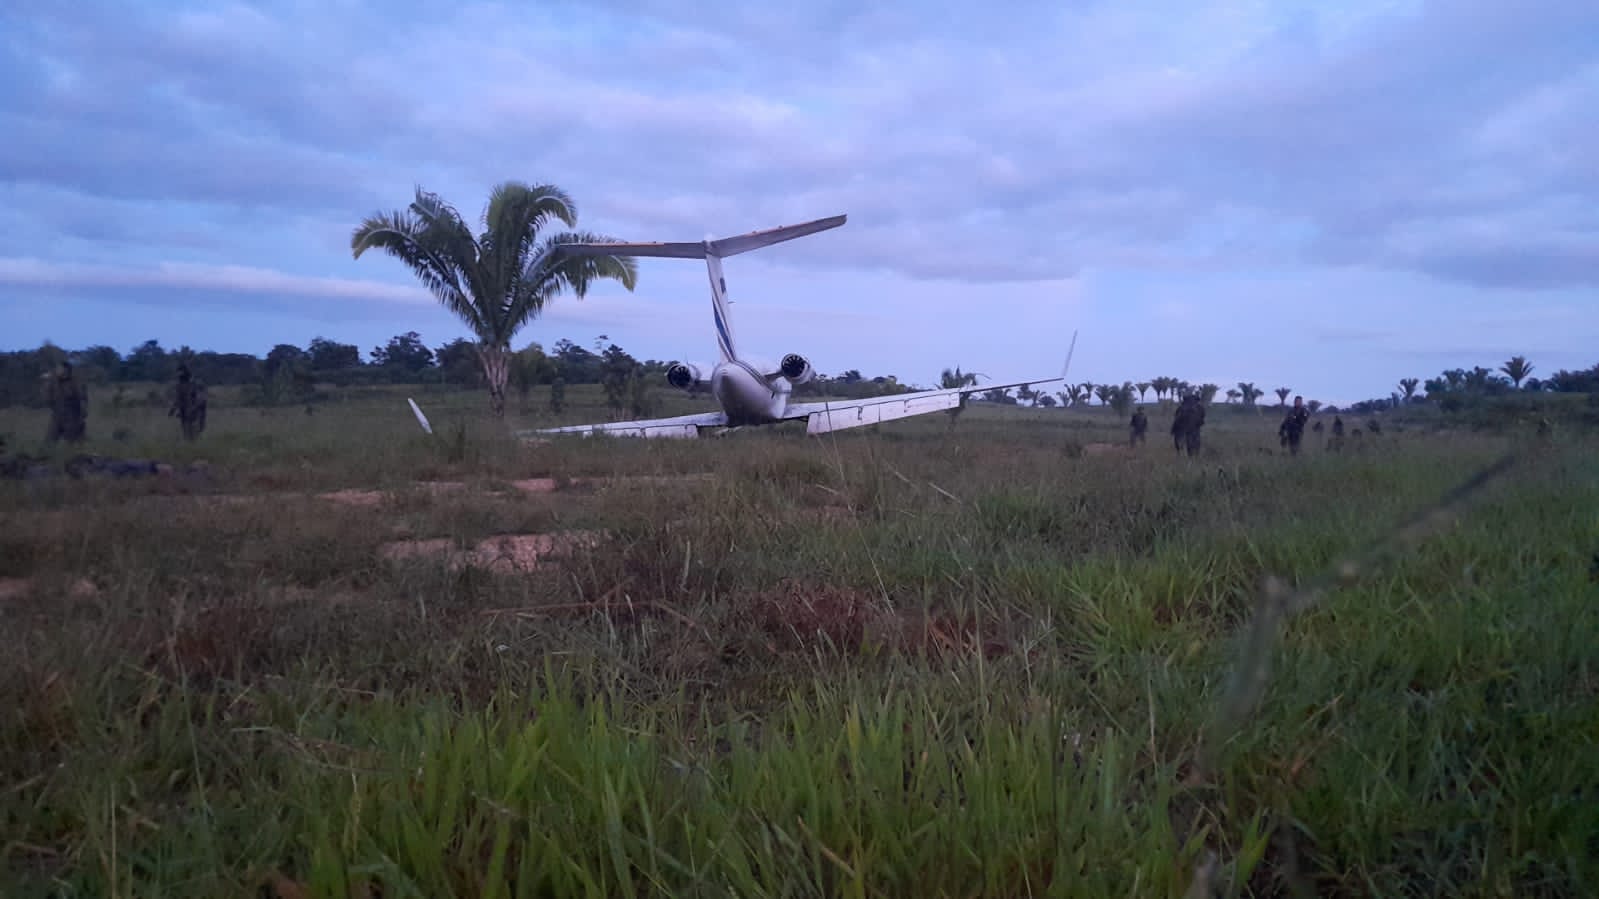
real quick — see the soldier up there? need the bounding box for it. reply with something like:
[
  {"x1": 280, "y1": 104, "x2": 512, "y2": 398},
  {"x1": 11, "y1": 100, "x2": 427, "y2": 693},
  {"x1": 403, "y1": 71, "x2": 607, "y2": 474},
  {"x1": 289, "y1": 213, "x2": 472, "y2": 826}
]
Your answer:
[
  {"x1": 1278, "y1": 395, "x2": 1310, "y2": 455},
  {"x1": 46, "y1": 361, "x2": 88, "y2": 443},
  {"x1": 1329, "y1": 415, "x2": 1345, "y2": 451},
  {"x1": 1170, "y1": 393, "x2": 1206, "y2": 457},
  {"x1": 169, "y1": 364, "x2": 207, "y2": 441},
  {"x1": 1129, "y1": 406, "x2": 1148, "y2": 447}
]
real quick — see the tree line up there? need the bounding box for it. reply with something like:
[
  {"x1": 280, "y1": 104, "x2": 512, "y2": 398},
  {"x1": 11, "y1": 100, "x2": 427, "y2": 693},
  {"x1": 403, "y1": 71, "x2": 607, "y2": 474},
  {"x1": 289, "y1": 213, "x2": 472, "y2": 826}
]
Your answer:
[
  {"x1": 969, "y1": 353, "x2": 1599, "y2": 419},
  {"x1": 0, "y1": 333, "x2": 914, "y2": 412},
  {"x1": 1336, "y1": 355, "x2": 1599, "y2": 415}
]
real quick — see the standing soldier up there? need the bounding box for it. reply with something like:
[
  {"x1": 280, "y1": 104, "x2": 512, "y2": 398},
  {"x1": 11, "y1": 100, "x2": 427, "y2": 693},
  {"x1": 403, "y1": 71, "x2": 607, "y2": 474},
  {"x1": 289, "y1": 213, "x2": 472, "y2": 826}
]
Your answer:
[
  {"x1": 170, "y1": 364, "x2": 207, "y2": 441},
  {"x1": 1278, "y1": 395, "x2": 1310, "y2": 455},
  {"x1": 1170, "y1": 393, "x2": 1206, "y2": 457},
  {"x1": 1129, "y1": 406, "x2": 1148, "y2": 447},
  {"x1": 46, "y1": 361, "x2": 88, "y2": 443}
]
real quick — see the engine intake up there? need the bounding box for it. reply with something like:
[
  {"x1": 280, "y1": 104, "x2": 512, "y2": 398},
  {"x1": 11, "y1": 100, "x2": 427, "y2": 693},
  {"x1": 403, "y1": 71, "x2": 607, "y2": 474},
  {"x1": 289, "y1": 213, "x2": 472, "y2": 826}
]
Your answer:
[
  {"x1": 779, "y1": 353, "x2": 814, "y2": 384},
  {"x1": 666, "y1": 362, "x2": 703, "y2": 391}
]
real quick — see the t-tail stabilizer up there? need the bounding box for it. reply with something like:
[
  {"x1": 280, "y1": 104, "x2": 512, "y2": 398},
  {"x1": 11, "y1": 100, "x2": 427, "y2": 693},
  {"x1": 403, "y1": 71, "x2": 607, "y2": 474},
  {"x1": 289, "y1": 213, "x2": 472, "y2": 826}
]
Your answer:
[{"x1": 553, "y1": 215, "x2": 847, "y2": 363}]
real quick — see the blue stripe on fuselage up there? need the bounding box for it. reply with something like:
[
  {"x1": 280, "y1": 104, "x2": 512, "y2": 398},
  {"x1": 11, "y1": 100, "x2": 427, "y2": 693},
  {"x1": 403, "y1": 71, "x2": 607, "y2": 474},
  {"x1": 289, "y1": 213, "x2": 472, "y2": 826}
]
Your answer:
[{"x1": 712, "y1": 296, "x2": 734, "y2": 360}]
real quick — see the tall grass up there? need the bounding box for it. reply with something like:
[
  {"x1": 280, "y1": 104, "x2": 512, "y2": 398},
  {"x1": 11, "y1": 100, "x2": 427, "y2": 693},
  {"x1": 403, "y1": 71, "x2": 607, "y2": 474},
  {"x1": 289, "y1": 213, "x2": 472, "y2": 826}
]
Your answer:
[{"x1": 2, "y1": 386, "x2": 1594, "y2": 895}]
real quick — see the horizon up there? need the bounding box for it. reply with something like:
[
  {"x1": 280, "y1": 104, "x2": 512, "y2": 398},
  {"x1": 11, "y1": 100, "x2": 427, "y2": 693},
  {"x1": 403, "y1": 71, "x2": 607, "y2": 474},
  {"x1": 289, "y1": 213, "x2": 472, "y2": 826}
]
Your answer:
[
  {"x1": 0, "y1": 325, "x2": 1575, "y2": 410},
  {"x1": 3, "y1": 1, "x2": 1596, "y2": 410}
]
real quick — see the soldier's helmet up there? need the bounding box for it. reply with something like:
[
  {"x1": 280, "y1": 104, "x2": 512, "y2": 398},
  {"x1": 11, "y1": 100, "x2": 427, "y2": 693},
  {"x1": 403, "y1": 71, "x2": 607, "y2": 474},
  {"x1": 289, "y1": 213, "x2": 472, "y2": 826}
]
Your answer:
[{"x1": 177, "y1": 364, "x2": 192, "y2": 381}]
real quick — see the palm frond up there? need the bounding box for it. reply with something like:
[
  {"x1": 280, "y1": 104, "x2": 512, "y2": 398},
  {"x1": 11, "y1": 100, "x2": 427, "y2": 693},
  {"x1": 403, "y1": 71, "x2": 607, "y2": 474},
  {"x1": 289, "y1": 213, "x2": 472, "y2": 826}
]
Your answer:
[
  {"x1": 481, "y1": 182, "x2": 581, "y2": 332},
  {"x1": 350, "y1": 210, "x2": 486, "y2": 335},
  {"x1": 483, "y1": 182, "x2": 578, "y2": 250},
  {"x1": 501, "y1": 231, "x2": 638, "y2": 339},
  {"x1": 407, "y1": 186, "x2": 492, "y2": 317}
]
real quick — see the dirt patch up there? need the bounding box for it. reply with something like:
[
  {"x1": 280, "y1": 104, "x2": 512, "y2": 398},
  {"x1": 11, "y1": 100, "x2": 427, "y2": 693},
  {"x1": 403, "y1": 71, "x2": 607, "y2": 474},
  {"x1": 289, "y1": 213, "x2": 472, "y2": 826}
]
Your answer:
[
  {"x1": 751, "y1": 582, "x2": 889, "y2": 655},
  {"x1": 0, "y1": 576, "x2": 99, "y2": 603},
  {"x1": 257, "y1": 584, "x2": 373, "y2": 607},
  {"x1": 318, "y1": 480, "x2": 472, "y2": 507},
  {"x1": 8, "y1": 474, "x2": 715, "y2": 517},
  {"x1": 317, "y1": 489, "x2": 386, "y2": 508},
  {"x1": 745, "y1": 581, "x2": 1011, "y2": 660},
  {"x1": 377, "y1": 530, "x2": 607, "y2": 573},
  {"x1": 322, "y1": 474, "x2": 712, "y2": 504},
  {"x1": 891, "y1": 607, "x2": 1012, "y2": 660}
]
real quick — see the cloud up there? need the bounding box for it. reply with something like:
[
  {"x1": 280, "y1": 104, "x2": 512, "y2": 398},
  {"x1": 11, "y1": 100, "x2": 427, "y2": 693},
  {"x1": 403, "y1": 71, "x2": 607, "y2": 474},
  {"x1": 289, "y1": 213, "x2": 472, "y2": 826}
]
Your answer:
[
  {"x1": 5, "y1": 0, "x2": 1594, "y2": 289},
  {"x1": 1, "y1": 0, "x2": 1596, "y2": 406},
  {"x1": 0, "y1": 257, "x2": 430, "y2": 304}
]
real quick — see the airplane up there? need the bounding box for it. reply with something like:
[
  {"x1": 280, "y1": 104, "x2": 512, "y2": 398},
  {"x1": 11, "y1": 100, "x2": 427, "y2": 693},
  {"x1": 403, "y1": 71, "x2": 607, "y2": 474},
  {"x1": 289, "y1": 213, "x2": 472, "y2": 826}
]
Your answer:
[{"x1": 516, "y1": 214, "x2": 1074, "y2": 439}]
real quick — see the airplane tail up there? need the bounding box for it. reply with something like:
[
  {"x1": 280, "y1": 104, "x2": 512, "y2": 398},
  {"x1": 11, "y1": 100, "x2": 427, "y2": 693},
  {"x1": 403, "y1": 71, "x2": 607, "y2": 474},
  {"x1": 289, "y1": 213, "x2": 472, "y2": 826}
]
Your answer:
[{"x1": 554, "y1": 215, "x2": 847, "y2": 364}]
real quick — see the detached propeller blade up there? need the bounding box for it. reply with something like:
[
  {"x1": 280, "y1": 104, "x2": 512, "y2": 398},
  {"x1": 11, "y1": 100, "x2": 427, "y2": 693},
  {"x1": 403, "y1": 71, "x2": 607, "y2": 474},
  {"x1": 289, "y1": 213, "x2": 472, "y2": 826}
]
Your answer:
[{"x1": 407, "y1": 397, "x2": 433, "y2": 435}]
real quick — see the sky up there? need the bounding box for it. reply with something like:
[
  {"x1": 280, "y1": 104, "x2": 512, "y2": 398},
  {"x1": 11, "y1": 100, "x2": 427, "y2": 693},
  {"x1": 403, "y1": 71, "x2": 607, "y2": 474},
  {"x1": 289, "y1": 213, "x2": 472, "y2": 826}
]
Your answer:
[{"x1": 1, "y1": 0, "x2": 1596, "y2": 405}]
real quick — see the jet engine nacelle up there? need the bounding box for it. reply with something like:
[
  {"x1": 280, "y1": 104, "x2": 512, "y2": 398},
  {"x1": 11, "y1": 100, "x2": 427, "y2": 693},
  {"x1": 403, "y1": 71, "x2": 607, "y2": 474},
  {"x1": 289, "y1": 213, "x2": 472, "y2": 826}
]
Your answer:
[
  {"x1": 666, "y1": 362, "x2": 709, "y2": 391},
  {"x1": 779, "y1": 353, "x2": 815, "y2": 384}
]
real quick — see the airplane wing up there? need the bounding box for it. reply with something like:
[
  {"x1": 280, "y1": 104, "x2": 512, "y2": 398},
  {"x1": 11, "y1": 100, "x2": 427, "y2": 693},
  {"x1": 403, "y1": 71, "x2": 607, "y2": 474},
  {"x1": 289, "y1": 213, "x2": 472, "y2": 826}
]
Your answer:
[
  {"x1": 785, "y1": 330, "x2": 1078, "y2": 435},
  {"x1": 518, "y1": 409, "x2": 729, "y2": 439},
  {"x1": 783, "y1": 373, "x2": 1068, "y2": 435},
  {"x1": 553, "y1": 215, "x2": 847, "y2": 260}
]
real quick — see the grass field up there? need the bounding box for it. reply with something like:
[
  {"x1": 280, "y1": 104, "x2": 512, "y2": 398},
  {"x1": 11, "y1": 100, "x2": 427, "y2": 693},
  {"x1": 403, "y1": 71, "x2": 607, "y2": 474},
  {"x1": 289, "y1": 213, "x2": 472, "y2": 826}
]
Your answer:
[{"x1": 2, "y1": 385, "x2": 1596, "y2": 897}]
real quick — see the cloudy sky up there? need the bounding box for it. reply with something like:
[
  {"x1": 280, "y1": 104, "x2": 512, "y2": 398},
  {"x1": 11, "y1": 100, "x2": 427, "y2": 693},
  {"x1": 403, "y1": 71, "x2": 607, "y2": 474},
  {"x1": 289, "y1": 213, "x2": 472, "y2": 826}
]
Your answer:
[{"x1": 2, "y1": 0, "x2": 1595, "y2": 404}]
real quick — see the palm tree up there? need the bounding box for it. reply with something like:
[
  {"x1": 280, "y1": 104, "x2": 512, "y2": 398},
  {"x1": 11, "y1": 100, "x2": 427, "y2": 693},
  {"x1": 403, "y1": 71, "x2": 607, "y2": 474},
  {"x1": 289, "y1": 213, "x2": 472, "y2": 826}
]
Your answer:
[
  {"x1": 1275, "y1": 387, "x2": 1291, "y2": 406},
  {"x1": 1398, "y1": 377, "x2": 1420, "y2": 402},
  {"x1": 351, "y1": 182, "x2": 638, "y2": 418},
  {"x1": 1136, "y1": 381, "x2": 1151, "y2": 402},
  {"x1": 1226, "y1": 388, "x2": 1241, "y2": 404},
  {"x1": 1500, "y1": 355, "x2": 1534, "y2": 389},
  {"x1": 940, "y1": 366, "x2": 985, "y2": 424},
  {"x1": 940, "y1": 366, "x2": 980, "y2": 389}
]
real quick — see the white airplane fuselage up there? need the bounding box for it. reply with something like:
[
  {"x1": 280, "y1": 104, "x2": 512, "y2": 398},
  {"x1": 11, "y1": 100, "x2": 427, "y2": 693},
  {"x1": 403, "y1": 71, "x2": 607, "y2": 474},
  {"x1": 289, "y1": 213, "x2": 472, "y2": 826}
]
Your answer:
[
  {"x1": 710, "y1": 359, "x2": 791, "y2": 425},
  {"x1": 524, "y1": 213, "x2": 1072, "y2": 440}
]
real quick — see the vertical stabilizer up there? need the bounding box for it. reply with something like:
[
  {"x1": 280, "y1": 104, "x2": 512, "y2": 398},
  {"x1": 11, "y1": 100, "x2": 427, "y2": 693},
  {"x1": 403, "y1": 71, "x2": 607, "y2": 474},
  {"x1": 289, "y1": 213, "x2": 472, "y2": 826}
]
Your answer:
[
  {"x1": 705, "y1": 252, "x2": 736, "y2": 362},
  {"x1": 551, "y1": 214, "x2": 846, "y2": 367}
]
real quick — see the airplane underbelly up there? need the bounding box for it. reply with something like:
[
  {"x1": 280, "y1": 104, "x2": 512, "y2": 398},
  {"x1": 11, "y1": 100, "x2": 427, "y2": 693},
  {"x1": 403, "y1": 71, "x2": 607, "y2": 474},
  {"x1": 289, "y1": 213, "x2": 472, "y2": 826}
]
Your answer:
[{"x1": 713, "y1": 364, "x2": 782, "y2": 424}]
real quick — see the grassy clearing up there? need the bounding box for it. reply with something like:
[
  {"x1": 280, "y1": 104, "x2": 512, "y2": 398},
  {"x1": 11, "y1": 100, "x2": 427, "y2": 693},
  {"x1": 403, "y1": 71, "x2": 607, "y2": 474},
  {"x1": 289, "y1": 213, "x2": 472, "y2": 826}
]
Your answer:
[{"x1": 2, "y1": 387, "x2": 1596, "y2": 896}]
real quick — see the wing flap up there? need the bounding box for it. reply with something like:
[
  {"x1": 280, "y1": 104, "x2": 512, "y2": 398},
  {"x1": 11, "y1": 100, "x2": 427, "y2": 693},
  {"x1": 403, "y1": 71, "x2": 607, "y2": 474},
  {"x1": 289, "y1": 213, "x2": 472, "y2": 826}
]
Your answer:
[
  {"x1": 521, "y1": 410, "x2": 728, "y2": 439},
  {"x1": 786, "y1": 372, "x2": 1068, "y2": 436},
  {"x1": 556, "y1": 241, "x2": 707, "y2": 259},
  {"x1": 551, "y1": 215, "x2": 847, "y2": 261},
  {"x1": 708, "y1": 215, "x2": 847, "y2": 258}
]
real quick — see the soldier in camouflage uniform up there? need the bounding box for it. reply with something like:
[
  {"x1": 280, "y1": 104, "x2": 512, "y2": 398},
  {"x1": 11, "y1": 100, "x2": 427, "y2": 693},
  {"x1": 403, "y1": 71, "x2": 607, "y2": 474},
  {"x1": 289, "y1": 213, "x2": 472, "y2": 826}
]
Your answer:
[
  {"x1": 1129, "y1": 406, "x2": 1148, "y2": 447},
  {"x1": 1170, "y1": 393, "x2": 1205, "y2": 457},
  {"x1": 46, "y1": 361, "x2": 88, "y2": 443},
  {"x1": 1278, "y1": 395, "x2": 1310, "y2": 455},
  {"x1": 169, "y1": 364, "x2": 207, "y2": 441}
]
